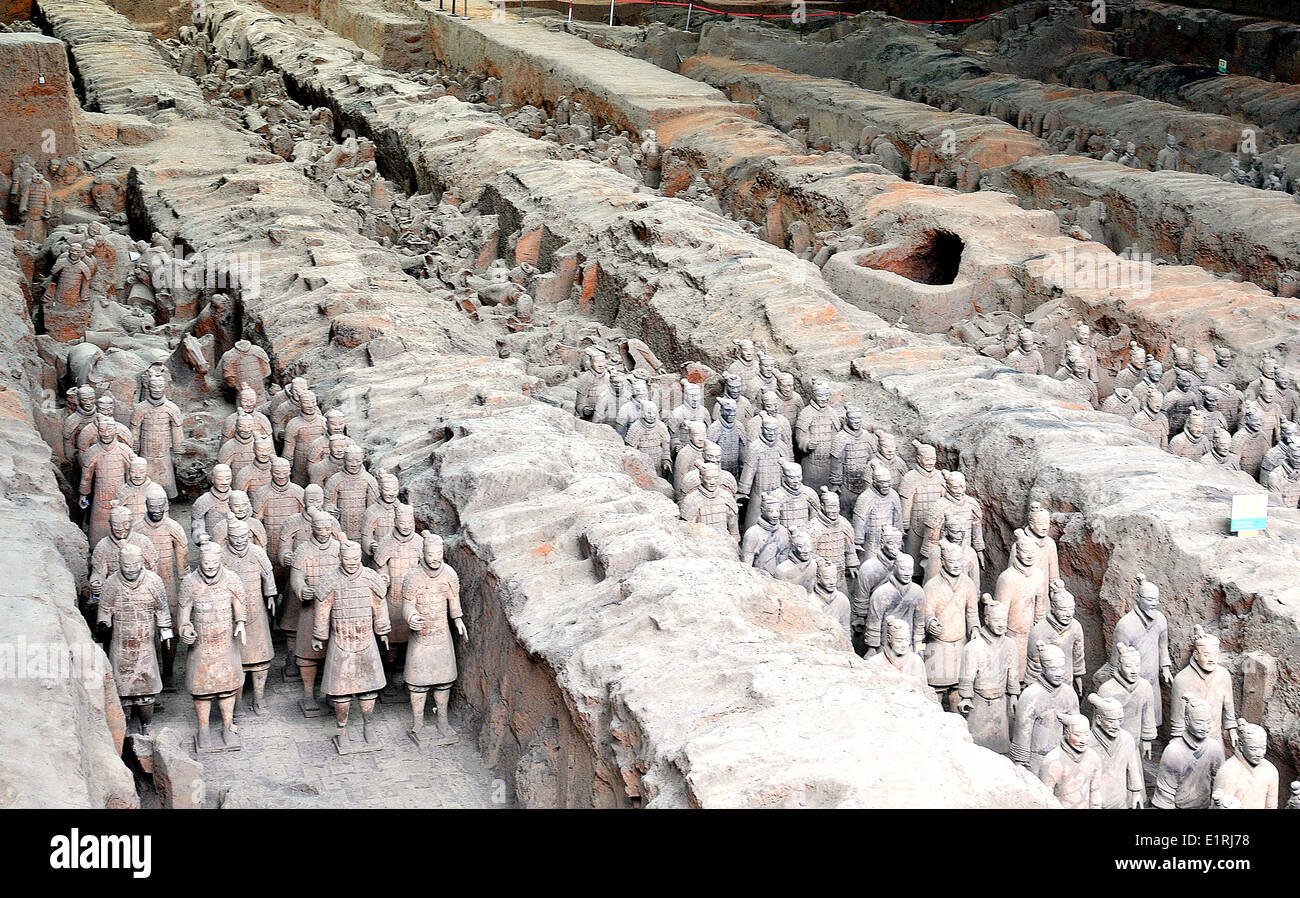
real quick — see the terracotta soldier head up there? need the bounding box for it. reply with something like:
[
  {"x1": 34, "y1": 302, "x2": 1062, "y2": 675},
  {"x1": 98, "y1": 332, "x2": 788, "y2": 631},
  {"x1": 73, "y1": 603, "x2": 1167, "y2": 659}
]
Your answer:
[
  {"x1": 227, "y1": 516, "x2": 251, "y2": 554},
  {"x1": 309, "y1": 506, "x2": 334, "y2": 544},
  {"x1": 682, "y1": 381, "x2": 702, "y2": 409},
  {"x1": 298, "y1": 389, "x2": 319, "y2": 417},
  {"x1": 1038, "y1": 643, "x2": 1067, "y2": 688},
  {"x1": 324, "y1": 408, "x2": 347, "y2": 436},
  {"x1": 95, "y1": 413, "x2": 117, "y2": 446},
  {"x1": 758, "y1": 414, "x2": 779, "y2": 446},
  {"x1": 915, "y1": 442, "x2": 937, "y2": 472},
  {"x1": 118, "y1": 543, "x2": 145, "y2": 584},
  {"x1": 1237, "y1": 719, "x2": 1267, "y2": 768},
  {"x1": 75, "y1": 385, "x2": 97, "y2": 415},
  {"x1": 251, "y1": 435, "x2": 274, "y2": 465},
  {"x1": 880, "y1": 525, "x2": 903, "y2": 560},
  {"x1": 883, "y1": 615, "x2": 912, "y2": 658},
  {"x1": 777, "y1": 371, "x2": 797, "y2": 401},
  {"x1": 811, "y1": 379, "x2": 831, "y2": 408},
  {"x1": 228, "y1": 490, "x2": 253, "y2": 521},
  {"x1": 983, "y1": 595, "x2": 1008, "y2": 636},
  {"x1": 819, "y1": 486, "x2": 840, "y2": 520},
  {"x1": 1135, "y1": 577, "x2": 1160, "y2": 619},
  {"x1": 892, "y1": 553, "x2": 914, "y2": 587},
  {"x1": 128, "y1": 456, "x2": 150, "y2": 487},
  {"x1": 1144, "y1": 389, "x2": 1164, "y2": 415},
  {"x1": 394, "y1": 503, "x2": 415, "y2": 537},
  {"x1": 734, "y1": 339, "x2": 756, "y2": 364},
  {"x1": 1012, "y1": 532, "x2": 1040, "y2": 571},
  {"x1": 759, "y1": 492, "x2": 782, "y2": 526},
  {"x1": 1190, "y1": 626, "x2": 1220, "y2": 672},
  {"x1": 1088, "y1": 693, "x2": 1124, "y2": 739},
  {"x1": 271, "y1": 456, "x2": 292, "y2": 487},
  {"x1": 1143, "y1": 358, "x2": 1163, "y2": 386},
  {"x1": 1210, "y1": 427, "x2": 1233, "y2": 457},
  {"x1": 145, "y1": 483, "x2": 169, "y2": 523},
  {"x1": 237, "y1": 383, "x2": 258, "y2": 415},
  {"x1": 759, "y1": 391, "x2": 780, "y2": 420},
  {"x1": 939, "y1": 538, "x2": 964, "y2": 577},
  {"x1": 421, "y1": 531, "x2": 445, "y2": 571},
  {"x1": 109, "y1": 504, "x2": 134, "y2": 543},
  {"x1": 1058, "y1": 711, "x2": 1092, "y2": 752},
  {"x1": 781, "y1": 461, "x2": 804, "y2": 493},
  {"x1": 877, "y1": 432, "x2": 898, "y2": 460},
  {"x1": 340, "y1": 539, "x2": 363, "y2": 576},
  {"x1": 870, "y1": 461, "x2": 892, "y2": 497},
  {"x1": 716, "y1": 397, "x2": 737, "y2": 425},
  {"x1": 211, "y1": 463, "x2": 232, "y2": 496},
  {"x1": 234, "y1": 412, "x2": 255, "y2": 441},
  {"x1": 343, "y1": 445, "x2": 365, "y2": 475},
  {"x1": 788, "y1": 529, "x2": 813, "y2": 563},
  {"x1": 1016, "y1": 329, "x2": 1035, "y2": 354},
  {"x1": 198, "y1": 539, "x2": 224, "y2": 581},
  {"x1": 1182, "y1": 695, "x2": 1213, "y2": 742}
]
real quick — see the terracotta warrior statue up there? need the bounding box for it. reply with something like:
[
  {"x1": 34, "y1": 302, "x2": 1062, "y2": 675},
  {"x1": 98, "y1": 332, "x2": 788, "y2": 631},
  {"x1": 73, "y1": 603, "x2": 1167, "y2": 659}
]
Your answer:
[
  {"x1": 1025, "y1": 581, "x2": 1085, "y2": 696},
  {"x1": 254, "y1": 456, "x2": 304, "y2": 567},
  {"x1": 624, "y1": 401, "x2": 672, "y2": 478},
  {"x1": 737, "y1": 415, "x2": 792, "y2": 530},
  {"x1": 1152, "y1": 696, "x2": 1225, "y2": 809},
  {"x1": 866, "y1": 615, "x2": 929, "y2": 688},
  {"x1": 63, "y1": 385, "x2": 98, "y2": 467},
  {"x1": 864, "y1": 554, "x2": 924, "y2": 656},
  {"x1": 325, "y1": 445, "x2": 379, "y2": 542},
  {"x1": 372, "y1": 504, "x2": 421, "y2": 688},
  {"x1": 828, "y1": 406, "x2": 875, "y2": 512},
  {"x1": 1231, "y1": 403, "x2": 1270, "y2": 479},
  {"x1": 1213, "y1": 719, "x2": 1278, "y2": 809},
  {"x1": 994, "y1": 533, "x2": 1048, "y2": 683},
  {"x1": 217, "y1": 339, "x2": 272, "y2": 402},
  {"x1": 90, "y1": 504, "x2": 159, "y2": 609},
  {"x1": 224, "y1": 383, "x2": 273, "y2": 441},
  {"x1": 773, "y1": 461, "x2": 819, "y2": 532},
  {"x1": 900, "y1": 442, "x2": 945, "y2": 561},
  {"x1": 1087, "y1": 693, "x2": 1145, "y2": 809},
  {"x1": 134, "y1": 483, "x2": 188, "y2": 688},
  {"x1": 921, "y1": 470, "x2": 985, "y2": 571},
  {"x1": 922, "y1": 539, "x2": 979, "y2": 710},
  {"x1": 740, "y1": 492, "x2": 790, "y2": 576},
  {"x1": 218, "y1": 412, "x2": 260, "y2": 475},
  {"x1": 313, "y1": 540, "x2": 391, "y2": 752},
  {"x1": 794, "y1": 379, "x2": 843, "y2": 492},
  {"x1": 96, "y1": 544, "x2": 173, "y2": 734},
  {"x1": 177, "y1": 542, "x2": 247, "y2": 751},
  {"x1": 851, "y1": 460, "x2": 902, "y2": 559},
  {"x1": 805, "y1": 488, "x2": 856, "y2": 588},
  {"x1": 306, "y1": 408, "x2": 349, "y2": 470},
  {"x1": 44, "y1": 242, "x2": 94, "y2": 341},
  {"x1": 811, "y1": 557, "x2": 852, "y2": 636},
  {"x1": 1002, "y1": 328, "x2": 1044, "y2": 376},
  {"x1": 221, "y1": 517, "x2": 276, "y2": 715},
  {"x1": 1037, "y1": 712, "x2": 1104, "y2": 809},
  {"x1": 1097, "y1": 641, "x2": 1157, "y2": 760},
  {"x1": 958, "y1": 596, "x2": 1021, "y2": 753},
  {"x1": 309, "y1": 433, "x2": 351, "y2": 489},
  {"x1": 209, "y1": 489, "x2": 266, "y2": 548},
  {"x1": 234, "y1": 435, "x2": 276, "y2": 496},
  {"x1": 1011, "y1": 643, "x2": 1080, "y2": 775},
  {"x1": 775, "y1": 371, "x2": 804, "y2": 425},
  {"x1": 131, "y1": 368, "x2": 184, "y2": 498},
  {"x1": 669, "y1": 380, "x2": 709, "y2": 457},
  {"x1": 1130, "y1": 389, "x2": 1169, "y2": 449},
  {"x1": 774, "y1": 529, "x2": 817, "y2": 594},
  {"x1": 359, "y1": 470, "x2": 401, "y2": 559},
  {"x1": 270, "y1": 376, "x2": 308, "y2": 440},
  {"x1": 283, "y1": 389, "x2": 328, "y2": 486},
  {"x1": 574, "y1": 348, "x2": 614, "y2": 426},
  {"x1": 289, "y1": 508, "x2": 342, "y2": 715},
  {"x1": 76, "y1": 397, "x2": 132, "y2": 466},
  {"x1": 191, "y1": 464, "x2": 234, "y2": 546},
  {"x1": 1108, "y1": 576, "x2": 1172, "y2": 727},
  {"x1": 1169, "y1": 626, "x2": 1239, "y2": 751},
  {"x1": 1013, "y1": 502, "x2": 1058, "y2": 586},
  {"x1": 707, "y1": 397, "x2": 748, "y2": 480},
  {"x1": 114, "y1": 457, "x2": 154, "y2": 524},
  {"x1": 673, "y1": 420, "x2": 709, "y2": 500},
  {"x1": 853, "y1": 525, "x2": 903, "y2": 656},
  {"x1": 921, "y1": 510, "x2": 980, "y2": 594},
  {"x1": 679, "y1": 462, "x2": 740, "y2": 539},
  {"x1": 79, "y1": 415, "x2": 136, "y2": 550},
  {"x1": 402, "y1": 532, "x2": 466, "y2": 746},
  {"x1": 639, "y1": 129, "x2": 662, "y2": 189}
]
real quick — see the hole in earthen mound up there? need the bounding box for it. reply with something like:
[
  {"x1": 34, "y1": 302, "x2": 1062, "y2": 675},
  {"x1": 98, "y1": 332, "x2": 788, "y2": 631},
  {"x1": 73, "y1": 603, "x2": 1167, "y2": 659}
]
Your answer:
[{"x1": 862, "y1": 229, "x2": 965, "y2": 286}]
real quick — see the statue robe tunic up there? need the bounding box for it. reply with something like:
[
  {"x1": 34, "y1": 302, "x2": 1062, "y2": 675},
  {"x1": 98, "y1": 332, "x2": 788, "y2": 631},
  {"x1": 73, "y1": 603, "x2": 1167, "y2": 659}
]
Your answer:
[
  {"x1": 1097, "y1": 673, "x2": 1158, "y2": 748},
  {"x1": 1011, "y1": 681, "x2": 1080, "y2": 775},
  {"x1": 921, "y1": 570, "x2": 978, "y2": 688},
  {"x1": 1038, "y1": 744, "x2": 1104, "y2": 809},
  {"x1": 402, "y1": 563, "x2": 463, "y2": 687},
  {"x1": 740, "y1": 519, "x2": 790, "y2": 576},
  {"x1": 1092, "y1": 727, "x2": 1144, "y2": 809},
  {"x1": 372, "y1": 532, "x2": 423, "y2": 645},
  {"x1": 177, "y1": 569, "x2": 247, "y2": 697},
  {"x1": 958, "y1": 628, "x2": 1020, "y2": 754},
  {"x1": 315, "y1": 567, "x2": 391, "y2": 697},
  {"x1": 993, "y1": 559, "x2": 1047, "y2": 683},
  {"x1": 222, "y1": 544, "x2": 276, "y2": 668},
  {"x1": 1168, "y1": 660, "x2": 1237, "y2": 745},
  {"x1": 98, "y1": 570, "x2": 172, "y2": 699},
  {"x1": 1213, "y1": 755, "x2": 1279, "y2": 809},
  {"x1": 1110, "y1": 608, "x2": 1171, "y2": 725},
  {"x1": 1152, "y1": 735, "x2": 1224, "y2": 809}
]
